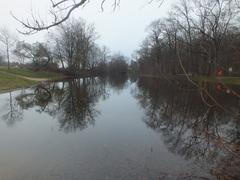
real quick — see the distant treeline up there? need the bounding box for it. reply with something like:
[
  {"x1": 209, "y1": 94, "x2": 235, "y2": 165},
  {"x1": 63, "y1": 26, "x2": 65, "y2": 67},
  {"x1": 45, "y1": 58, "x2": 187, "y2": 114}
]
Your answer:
[
  {"x1": 0, "y1": 18, "x2": 128, "y2": 77},
  {"x1": 131, "y1": 0, "x2": 240, "y2": 76}
]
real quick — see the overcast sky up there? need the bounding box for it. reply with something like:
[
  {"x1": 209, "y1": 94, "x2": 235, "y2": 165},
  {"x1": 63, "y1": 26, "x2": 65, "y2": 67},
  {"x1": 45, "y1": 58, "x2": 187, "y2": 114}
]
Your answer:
[{"x1": 0, "y1": 0, "x2": 176, "y2": 56}]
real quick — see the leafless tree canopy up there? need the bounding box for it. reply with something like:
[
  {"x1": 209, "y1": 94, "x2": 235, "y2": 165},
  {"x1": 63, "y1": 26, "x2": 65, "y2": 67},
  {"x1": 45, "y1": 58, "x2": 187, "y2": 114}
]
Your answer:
[
  {"x1": 12, "y1": 0, "x2": 120, "y2": 34},
  {"x1": 50, "y1": 18, "x2": 103, "y2": 73},
  {"x1": 134, "y1": 0, "x2": 240, "y2": 76},
  {"x1": 12, "y1": 0, "x2": 164, "y2": 34},
  {"x1": 0, "y1": 28, "x2": 16, "y2": 69}
]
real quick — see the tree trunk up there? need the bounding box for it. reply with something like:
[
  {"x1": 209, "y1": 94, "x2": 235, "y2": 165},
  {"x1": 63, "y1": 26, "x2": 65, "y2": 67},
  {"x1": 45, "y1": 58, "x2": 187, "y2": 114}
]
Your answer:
[{"x1": 7, "y1": 43, "x2": 10, "y2": 70}]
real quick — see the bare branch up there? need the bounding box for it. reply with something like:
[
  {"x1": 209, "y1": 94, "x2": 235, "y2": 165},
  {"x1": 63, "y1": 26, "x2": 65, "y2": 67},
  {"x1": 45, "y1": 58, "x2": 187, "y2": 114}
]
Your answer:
[
  {"x1": 12, "y1": 0, "x2": 88, "y2": 34},
  {"x1": 12, "y1": 0, "x2": 165, "y2": 35}
]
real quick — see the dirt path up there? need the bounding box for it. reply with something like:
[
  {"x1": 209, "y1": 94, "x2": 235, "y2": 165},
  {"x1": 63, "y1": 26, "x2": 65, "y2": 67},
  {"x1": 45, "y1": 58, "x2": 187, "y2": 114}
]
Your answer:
[{"x1": 16, "y1": 75, "x2": 49, "y2": 82}]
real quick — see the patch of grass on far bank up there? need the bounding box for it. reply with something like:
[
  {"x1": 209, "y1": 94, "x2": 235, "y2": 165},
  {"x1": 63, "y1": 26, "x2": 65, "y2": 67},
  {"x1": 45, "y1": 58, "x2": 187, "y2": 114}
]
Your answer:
[
  {"x1": 192, "y1": 76, "x2": 240, "y2": 85},
  {"x1": 0, "y1": 71, "x2": 35, "y2": 92},
  {"x1": 0, "y1": 66, "x2": 65, "y2": 92},
  {"x1": 0, "y1": 66, "x2": 61, "y2": 79}
]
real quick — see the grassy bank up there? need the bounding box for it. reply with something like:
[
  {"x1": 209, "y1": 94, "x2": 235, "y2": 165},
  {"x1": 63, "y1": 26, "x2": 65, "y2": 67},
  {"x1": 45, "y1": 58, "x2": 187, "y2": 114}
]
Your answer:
[
  {"x1": 0, "y1": 67, "x2": 64, "y2": 92},
  {"x1": 0, "y1": 71, "x2": 35, "y2": 92},
  {"x1": 192, "y1": 76, "x2": 240, "y2": 85},
  {"x1": 0, "y1": 66, "x2": 61, "y2": 79},
  {"x1": 139, "y1": 74, "x2": 240, "y2": 85}
]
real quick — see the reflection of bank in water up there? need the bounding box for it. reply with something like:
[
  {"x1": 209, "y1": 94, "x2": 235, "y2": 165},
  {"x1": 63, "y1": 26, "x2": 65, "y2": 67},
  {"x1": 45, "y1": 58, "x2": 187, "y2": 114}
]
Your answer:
[
  {"x1": 14, "y1": 76, "x2": 129, "y2": 132},
  {"x1": 133, "y1": 77, "x2": 240, "y2": 180},
  {"x1": 0, "y1": 76, "x2": 239, "y2": 179}
]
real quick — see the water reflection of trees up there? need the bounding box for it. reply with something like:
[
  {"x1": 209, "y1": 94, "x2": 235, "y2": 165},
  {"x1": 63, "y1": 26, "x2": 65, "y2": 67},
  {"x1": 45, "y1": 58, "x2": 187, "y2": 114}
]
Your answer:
[
  {"x1": 2, "y1": 91, "x2": 23, "y2": 126},
  {"x1": 107, "y1": 73, "x2": 129, "y2": 92},
  {"x1": 13, "y1": 76, "x2": 128, "y2": 133},
  {"x1": 57, "y1": 79, "x2": 107, "y2": 132},
  {"x1": 133, "y1": 77, "x2": 240, "y2": 180}
]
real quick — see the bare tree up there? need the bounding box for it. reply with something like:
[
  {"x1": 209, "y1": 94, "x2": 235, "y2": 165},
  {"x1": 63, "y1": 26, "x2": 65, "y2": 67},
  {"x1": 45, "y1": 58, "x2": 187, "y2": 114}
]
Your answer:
[
  {"x1": 135, "y1": 0, "x2": 240, "y2": 76},
  {"x1": 99, "y1": 46, "x2": 111, "y2": 63},
  {"x1": 2, "y1": 91, "x2": 23, "y2": 127},
  {"x1": 51, "y1": 18, "x2": 98, "y2": 74},
  {"x1": 108, "y1": 53, "x2": 128, "y2": 75},
  {"x1": 193, "y1": 0, "x2": 239, "y2": 74},
  {"x1": 13, "y1": 41, "x2": 26, "y2": 65},
  {"x1": 0, "y1": 28, "x2": 16, "y2": 70},
  {"x1": 12, "y1": 40, "x2": 54, "y2": 69},
  {"x1": 173, "y1": 0, "x2": 195, "y2": 73},
  {"x1": 0, "y1": 53, "x2": 6, "y2": 66}
]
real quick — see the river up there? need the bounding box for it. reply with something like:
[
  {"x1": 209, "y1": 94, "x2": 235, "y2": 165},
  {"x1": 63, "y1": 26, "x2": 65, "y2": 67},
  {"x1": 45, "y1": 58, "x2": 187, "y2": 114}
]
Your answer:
[{"x1": 0, "y1": 76, "x2": 239, "y2": 180}]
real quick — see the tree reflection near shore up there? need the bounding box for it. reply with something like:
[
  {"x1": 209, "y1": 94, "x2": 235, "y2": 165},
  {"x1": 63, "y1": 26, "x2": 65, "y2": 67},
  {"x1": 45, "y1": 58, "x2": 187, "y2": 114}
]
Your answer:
[
  {"x1": 1, "y1": 91, "x2": 23, "y2": 126},
  {"x1": 133, "y1": 77, "x2": 240, "y2": 179},
  {"x1": 14, "y1": 76, "x2": 128, "y2": 133}
]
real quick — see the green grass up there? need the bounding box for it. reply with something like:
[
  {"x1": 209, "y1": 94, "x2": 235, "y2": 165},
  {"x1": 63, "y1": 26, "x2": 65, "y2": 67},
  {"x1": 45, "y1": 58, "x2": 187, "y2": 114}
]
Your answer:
[
  {"x1": 0, "y1": 66, "x2": 61, "y2": 79},
  {"x1": 0, "y1": 71, "x2": 35, "y2": 92},
  {"x1": 192, "y1": 76, "x2": 240, "y2": 85},
  {"x1": 0, "y1": 66, "x2": 64, "y2": 92}
]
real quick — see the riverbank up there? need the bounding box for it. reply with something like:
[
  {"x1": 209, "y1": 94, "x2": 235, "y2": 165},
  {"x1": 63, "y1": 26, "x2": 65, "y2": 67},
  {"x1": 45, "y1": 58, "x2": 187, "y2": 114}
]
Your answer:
[
  {"x1": 0, "y1": 67, "x2": 65, "y2": 92},
  {"x1": 193, "y1": 76, "x2": 240, "y2": 85},
  {"x1": 139, "y1": 74, "x2": 240, "y2": 85}
]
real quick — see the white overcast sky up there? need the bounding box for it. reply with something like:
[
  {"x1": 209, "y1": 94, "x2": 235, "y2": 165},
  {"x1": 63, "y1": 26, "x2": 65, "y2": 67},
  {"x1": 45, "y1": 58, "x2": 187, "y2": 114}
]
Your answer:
[{"x1": 0, "y1": 0, "x2": 176, "y2": 56}]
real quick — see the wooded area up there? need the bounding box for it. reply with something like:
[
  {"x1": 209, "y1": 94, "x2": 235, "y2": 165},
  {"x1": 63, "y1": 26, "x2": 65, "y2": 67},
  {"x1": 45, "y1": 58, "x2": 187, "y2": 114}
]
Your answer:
[{"x1": 132, "y1": 0, "x2": 240, "y2": 77}]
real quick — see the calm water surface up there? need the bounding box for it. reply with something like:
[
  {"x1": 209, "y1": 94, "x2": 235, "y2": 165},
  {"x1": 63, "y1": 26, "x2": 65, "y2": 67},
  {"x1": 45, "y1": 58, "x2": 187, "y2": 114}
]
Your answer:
[{"x1": 0, "y1": 76, "x2": 239, "y2": 180}]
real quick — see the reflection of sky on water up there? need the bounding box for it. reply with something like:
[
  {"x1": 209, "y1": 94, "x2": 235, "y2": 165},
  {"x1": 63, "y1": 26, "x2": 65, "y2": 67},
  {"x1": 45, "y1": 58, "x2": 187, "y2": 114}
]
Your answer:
[{"x1": 0, "y1": 77, "x2": 239, "y2": 179}]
